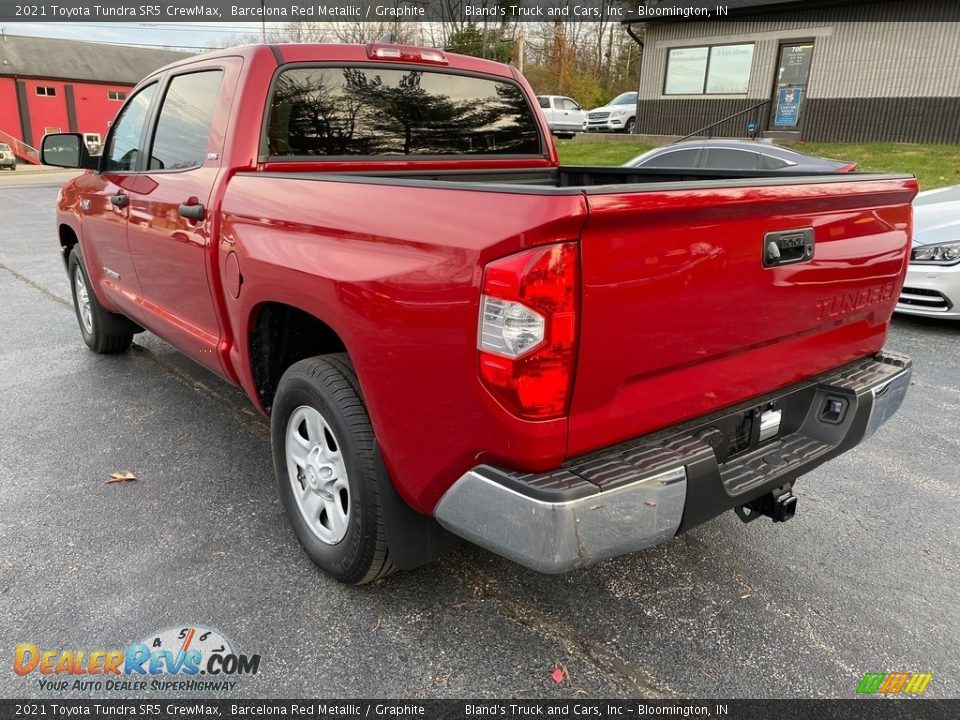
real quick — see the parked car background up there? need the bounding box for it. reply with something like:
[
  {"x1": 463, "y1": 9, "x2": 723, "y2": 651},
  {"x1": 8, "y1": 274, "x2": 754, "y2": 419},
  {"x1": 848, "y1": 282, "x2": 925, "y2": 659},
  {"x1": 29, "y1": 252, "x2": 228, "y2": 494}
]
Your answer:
[
  {"x1": 585, "y1": 91, "x2": 637, "y2": 133},
  {"x1": 896, "y1": 184, "x2": 960, "y2": 319},
  {"x1": 624, "y1": 140, "x2": 858, "y2": 172},
  {"x1": 83, "y1": 133, "x2": 102, "y2": 156},
  {"x1": 535, "y1": 95, "x2": 586, "y2": 138},
  {"x1": 0, "y1": 143, "x2": 16, "y2": 170}
]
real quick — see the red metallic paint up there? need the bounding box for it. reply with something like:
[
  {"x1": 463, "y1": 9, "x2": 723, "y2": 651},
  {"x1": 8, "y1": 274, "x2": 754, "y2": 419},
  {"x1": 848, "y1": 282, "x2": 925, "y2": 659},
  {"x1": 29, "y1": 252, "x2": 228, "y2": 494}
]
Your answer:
[
  {"x1": 54, "y1": 44, "x2": 917, "y2": 518},
  {"x1": 568, "y1": 179, "x2": 915, "y2": 455}
]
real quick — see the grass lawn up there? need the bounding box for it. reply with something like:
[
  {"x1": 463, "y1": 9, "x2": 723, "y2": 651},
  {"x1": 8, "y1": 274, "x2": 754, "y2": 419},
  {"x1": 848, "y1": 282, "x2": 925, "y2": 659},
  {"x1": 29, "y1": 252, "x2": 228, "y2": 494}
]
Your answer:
[
  {"x1": 554, "y1": 139, "x2": 655, "y2": 167},
  {"x1": 555, "y1": 139, "x2": 960, "y2": 190}
]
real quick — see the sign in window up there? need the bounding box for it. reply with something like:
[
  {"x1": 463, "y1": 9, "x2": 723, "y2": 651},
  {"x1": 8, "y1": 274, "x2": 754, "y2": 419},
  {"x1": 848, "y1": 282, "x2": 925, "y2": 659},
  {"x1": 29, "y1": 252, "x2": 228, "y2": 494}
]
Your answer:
[{"x1": 665, "y1": 44, "x2": 755, "y2": 95}]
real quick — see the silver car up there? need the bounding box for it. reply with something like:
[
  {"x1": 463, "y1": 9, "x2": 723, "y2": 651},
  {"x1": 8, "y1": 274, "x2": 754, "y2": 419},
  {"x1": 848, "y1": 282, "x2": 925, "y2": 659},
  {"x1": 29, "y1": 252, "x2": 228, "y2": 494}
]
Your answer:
[
  {"x1": 0, "y1": 143, "x2": 16, "y2": 170},
  {"x1": 896, "y1": 185, "x2": 960, "y2": 320}
]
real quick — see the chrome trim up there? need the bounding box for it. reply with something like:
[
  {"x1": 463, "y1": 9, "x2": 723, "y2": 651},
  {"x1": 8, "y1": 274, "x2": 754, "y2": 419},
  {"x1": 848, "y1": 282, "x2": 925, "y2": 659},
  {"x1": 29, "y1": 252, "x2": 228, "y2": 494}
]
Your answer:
[
  {"x1": 434, "y1": 466, "x2": 686, "y2": 574},
  {"x1": 863, "y1": 367, "x2": 912, "y2": 439},
  {"x1": 758, "y1": 408, "x2": 782, "y2": 442}
]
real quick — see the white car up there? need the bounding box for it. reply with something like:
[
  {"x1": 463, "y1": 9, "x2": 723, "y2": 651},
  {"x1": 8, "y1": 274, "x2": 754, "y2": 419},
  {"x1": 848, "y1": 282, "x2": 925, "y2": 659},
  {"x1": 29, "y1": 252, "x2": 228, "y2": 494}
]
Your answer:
[
  {"x1": 896, "y1": 184, "x2": 960, "y2": 320},
  {"x1": 585, "y1": 92, "x2": 637, "y2": 134},
  {"x1": 535, "y1": 95, "x2": 586, "y2": 138},
  {"x1": 0, "y1": 143, "x2": 16, "y2": 170}
]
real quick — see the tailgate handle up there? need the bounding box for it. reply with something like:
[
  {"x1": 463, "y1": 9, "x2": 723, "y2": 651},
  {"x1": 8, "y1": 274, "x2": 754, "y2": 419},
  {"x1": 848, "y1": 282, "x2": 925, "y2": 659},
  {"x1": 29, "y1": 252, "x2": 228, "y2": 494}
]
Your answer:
[{"x1": 763, "y1": 228, "x2": 814, "y2": 268}]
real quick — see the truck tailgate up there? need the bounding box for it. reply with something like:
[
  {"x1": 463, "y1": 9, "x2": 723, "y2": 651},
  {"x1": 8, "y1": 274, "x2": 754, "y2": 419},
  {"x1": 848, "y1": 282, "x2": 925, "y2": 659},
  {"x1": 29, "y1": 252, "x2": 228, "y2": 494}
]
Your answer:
[{"x1": 568, "y1": 175, "x2": 917, "y2": 456}]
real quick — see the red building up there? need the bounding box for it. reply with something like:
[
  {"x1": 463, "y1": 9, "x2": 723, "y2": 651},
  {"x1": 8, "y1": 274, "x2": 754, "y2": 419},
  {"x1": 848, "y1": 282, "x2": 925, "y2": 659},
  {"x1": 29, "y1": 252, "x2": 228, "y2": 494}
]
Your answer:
[{"x1": 0, "y1": 33, "x2": 190, "y2": 162}]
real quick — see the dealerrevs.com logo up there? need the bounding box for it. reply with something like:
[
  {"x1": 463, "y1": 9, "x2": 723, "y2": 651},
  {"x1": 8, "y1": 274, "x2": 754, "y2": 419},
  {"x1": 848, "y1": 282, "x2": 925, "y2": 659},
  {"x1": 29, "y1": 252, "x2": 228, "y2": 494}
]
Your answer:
[{"x1": 13, "y1": 625, "x2": 261, "y2": 693}]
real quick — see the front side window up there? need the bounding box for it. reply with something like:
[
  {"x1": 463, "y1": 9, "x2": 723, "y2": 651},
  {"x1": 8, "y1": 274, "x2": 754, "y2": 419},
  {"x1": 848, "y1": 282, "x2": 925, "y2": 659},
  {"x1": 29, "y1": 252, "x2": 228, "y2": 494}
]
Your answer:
[
  {"x1": 665, "y1": 44, "x2": 754, "y2": 95},
  {"x1": 149, "y1": 71, "x2": 223, "y2": 171},
  {"x1": 560, "y1": 98, "x2": 581, "y2": 111},
  {"x1": 638, "y1": 148, "x2": 700, "y2": 168},
  {"x1": 104, "y1": 83, "x2": 158, "y2": 172},
  {"x1": 267, "y1": 67, "x2": 541, "y2": 158}
]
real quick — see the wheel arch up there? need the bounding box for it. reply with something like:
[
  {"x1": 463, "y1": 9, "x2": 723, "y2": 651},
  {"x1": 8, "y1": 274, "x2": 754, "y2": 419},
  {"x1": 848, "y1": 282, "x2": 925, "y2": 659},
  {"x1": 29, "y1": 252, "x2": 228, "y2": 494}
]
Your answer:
[
  {"x1": 247, "y1": 301, "x2": 348, "y2": 414},
  {"x1": 251, "y1": 302, "x2": 459, "y2": 569},
  {"x1": 58, "y1": 223, "x2": 80, "y2": 270}
]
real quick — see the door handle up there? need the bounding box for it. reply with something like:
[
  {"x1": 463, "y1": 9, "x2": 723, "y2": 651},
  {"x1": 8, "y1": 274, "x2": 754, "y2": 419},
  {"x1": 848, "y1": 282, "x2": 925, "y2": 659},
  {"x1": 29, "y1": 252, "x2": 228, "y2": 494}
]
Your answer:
[
  {"x1": 179, "y1": 203, "x2": 205, "y2": 221},
  {"x1": 109, "y1": 194, "x2": 128, "y2": 208}
]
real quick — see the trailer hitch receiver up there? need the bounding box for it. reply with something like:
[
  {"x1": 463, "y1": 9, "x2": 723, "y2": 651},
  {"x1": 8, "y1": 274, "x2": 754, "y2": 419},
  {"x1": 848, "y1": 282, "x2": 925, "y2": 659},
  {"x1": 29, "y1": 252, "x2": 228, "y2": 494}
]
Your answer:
[{"x1": 735, "y1": 486, "x2": 797, "y2": 524}]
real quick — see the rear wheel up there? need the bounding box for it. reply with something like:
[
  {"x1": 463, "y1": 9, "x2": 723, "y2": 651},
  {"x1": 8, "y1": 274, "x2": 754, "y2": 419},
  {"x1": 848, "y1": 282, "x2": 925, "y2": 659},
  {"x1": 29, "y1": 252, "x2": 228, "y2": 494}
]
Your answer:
[
  {"x1": 68, "y1": 248, "x2": 133, "y2": 354},
  {"x1": 271, "y1": 354, "x2": 395, "y2": 585}
]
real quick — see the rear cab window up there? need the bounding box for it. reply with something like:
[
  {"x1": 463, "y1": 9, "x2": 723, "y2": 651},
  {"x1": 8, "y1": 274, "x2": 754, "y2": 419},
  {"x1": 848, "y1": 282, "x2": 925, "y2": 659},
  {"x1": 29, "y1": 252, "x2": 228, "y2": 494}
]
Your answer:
[{"x1": 266, "y1": 66, "x2": 542, "y2": 158}]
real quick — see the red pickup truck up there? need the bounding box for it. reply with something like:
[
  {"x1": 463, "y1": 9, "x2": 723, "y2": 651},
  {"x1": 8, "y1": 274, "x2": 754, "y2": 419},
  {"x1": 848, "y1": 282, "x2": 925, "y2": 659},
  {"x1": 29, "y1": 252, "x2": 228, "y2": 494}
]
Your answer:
[{"x1": 42, "y1": 43, "x2": 915, "y2": 585}]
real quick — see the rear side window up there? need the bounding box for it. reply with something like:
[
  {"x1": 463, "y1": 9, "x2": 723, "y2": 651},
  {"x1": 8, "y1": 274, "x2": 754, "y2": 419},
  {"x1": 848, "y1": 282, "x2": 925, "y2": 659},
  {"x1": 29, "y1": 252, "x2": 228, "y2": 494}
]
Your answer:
[
  {"x1": 267, "y1": 67, "x2": 541, "y2": 158},
  {"x1": 149, "y1": 70, "x2": 223, "y2": 171},
  {"x1": 703, "y1": 148, "x2": 760, "y2": 170},
  {"x1": 537, "y1": 97, "x2": 550, "y2": 109}
]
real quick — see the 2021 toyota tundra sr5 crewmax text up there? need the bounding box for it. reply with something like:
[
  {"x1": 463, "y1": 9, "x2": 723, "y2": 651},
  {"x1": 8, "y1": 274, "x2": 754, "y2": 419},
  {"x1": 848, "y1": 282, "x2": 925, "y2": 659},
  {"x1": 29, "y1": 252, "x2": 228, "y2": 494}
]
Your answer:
[{"x1": 42, "y1": 44, "x2": 915, "y2": 584}]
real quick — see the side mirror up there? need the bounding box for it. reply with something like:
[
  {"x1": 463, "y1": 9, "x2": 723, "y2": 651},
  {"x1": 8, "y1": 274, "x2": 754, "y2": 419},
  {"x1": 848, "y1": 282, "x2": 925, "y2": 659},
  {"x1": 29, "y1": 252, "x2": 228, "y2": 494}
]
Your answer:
[{"x1": 40, "y1": 133, "x2": 99, "y2": 170}]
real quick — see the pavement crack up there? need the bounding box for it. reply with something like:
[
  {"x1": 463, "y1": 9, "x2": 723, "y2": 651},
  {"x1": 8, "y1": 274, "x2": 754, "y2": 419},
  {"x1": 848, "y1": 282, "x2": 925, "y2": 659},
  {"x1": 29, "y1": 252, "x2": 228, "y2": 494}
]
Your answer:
[
  {"x1": 441, "y1": 555, "x2": 681, "y2": 699},
  {"x1": 0, "y1": 262, "x2": 71, "y2": 308},
  {"x1": 0, "y1": 262, "x2": 270, "y2": 438},
  {"x1": 128, "y1": 344, "x2": 270, "y2": 439},
  {"x1": 728, "y1": 569, "x2": 856, "y2": 678}
]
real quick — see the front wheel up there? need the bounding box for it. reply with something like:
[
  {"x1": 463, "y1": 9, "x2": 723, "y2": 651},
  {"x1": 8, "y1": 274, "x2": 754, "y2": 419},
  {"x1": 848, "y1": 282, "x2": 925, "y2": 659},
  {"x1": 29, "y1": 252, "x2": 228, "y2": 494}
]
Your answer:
[
  {"x1": 271, "y1": 354, "x2": 395, "y2": 585},
  {"x1": 624, "y1": 118, "x2": 636, "y2": 134},
  {"x1": 68, "y1": 248, "x2": 133, "y2": 353}
]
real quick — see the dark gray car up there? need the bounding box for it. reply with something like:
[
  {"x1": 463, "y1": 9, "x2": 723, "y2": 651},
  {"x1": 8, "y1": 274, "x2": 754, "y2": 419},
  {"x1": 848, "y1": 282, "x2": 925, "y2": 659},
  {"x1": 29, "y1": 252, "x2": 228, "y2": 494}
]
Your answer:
[{"x1": 624, "y1": 140, "x2": 857, "y2": 172}]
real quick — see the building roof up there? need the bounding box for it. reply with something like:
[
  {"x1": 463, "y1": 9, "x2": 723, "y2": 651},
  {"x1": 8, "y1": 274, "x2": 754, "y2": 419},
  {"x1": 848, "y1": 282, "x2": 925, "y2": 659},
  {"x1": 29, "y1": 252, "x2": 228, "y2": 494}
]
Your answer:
[
  {"x1": 0, "y1": 34, "x2": 194, "y2": 85},
  {"x1": 624, "y1": 0, "x2": 890, "y2": 24}
]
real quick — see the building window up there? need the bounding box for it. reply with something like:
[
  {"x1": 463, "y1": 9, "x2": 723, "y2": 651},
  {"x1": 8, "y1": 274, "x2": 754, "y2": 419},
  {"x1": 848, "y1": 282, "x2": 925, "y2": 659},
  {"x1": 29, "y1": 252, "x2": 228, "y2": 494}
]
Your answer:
[
  {"x1": 108, "y1": 91, "x2": 127, "y2": 102},
  {"x1": 664, "y1": 44, "x2": 755, "y2": 95},
  {"x1": 35, "y1": 86, "x2": 57, "y2": 97}
]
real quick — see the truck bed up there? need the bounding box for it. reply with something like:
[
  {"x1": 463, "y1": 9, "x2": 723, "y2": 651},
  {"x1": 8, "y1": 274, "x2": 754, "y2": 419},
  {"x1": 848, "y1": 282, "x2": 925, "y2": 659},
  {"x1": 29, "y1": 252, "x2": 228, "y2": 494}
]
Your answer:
[{"x1": 251, "y1": 165, "x2": 890, "y2": 192}]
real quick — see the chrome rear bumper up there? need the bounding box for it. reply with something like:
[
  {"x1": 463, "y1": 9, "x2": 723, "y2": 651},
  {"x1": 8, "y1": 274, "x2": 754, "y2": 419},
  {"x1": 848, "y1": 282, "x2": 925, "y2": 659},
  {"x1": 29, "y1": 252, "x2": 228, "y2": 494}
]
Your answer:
[{"x1": 434, "y1": 352, "x2": 911, "y2": 573}]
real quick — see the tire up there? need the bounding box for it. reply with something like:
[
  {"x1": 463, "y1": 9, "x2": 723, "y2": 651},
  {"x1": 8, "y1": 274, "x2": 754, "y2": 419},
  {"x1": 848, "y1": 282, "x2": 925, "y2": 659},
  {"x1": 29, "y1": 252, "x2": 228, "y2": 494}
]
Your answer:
[
  {"x1": 624, "y1": 118, "x2": 636, "y2": 134},
  {"x1": 271, "y1": 354, "x2": 395, "y2": 585},
  {"x1": 68, "y1": 248, "x2": 133, "y2": 354}
]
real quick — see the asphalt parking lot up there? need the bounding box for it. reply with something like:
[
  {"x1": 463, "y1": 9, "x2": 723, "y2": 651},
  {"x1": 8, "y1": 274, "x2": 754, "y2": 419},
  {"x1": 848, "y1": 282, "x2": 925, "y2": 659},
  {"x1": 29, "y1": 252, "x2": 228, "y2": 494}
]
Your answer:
[{"x1": 1, "y1": 174, "x2": 958, "y2": 700}]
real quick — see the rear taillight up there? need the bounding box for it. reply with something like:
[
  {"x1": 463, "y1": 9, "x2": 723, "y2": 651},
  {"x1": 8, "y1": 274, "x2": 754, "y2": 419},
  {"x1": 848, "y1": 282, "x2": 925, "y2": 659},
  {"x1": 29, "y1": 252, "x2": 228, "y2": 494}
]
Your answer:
[
  {"x1": 837, "y1": 162, "x2": 858, "y2": 172},
  {"x1": 478, "y1": 242, "x2": 579, "y2": 420}
]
